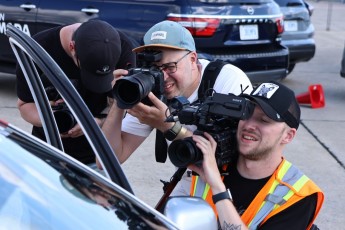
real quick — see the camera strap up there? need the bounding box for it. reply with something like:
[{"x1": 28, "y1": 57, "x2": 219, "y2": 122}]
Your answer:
[
  {"x1": 155, "y1": 129, "x2": 168, "y2": 163},
  {"x1": 198, "y1": 59, "x2": 228, "y2": 100},
  {"x1": 154, "y1": 59, "x2": 227, "y2": 163}
]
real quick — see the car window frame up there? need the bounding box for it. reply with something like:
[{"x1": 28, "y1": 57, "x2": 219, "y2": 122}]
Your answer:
[{"x1": 6, "y1": 24, "x2": 133, "y2": 194}]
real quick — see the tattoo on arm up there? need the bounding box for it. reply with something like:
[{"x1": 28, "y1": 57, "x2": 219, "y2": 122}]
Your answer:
[{"x1": 223, "y1": 221, "x2": 242, "y2": 230}]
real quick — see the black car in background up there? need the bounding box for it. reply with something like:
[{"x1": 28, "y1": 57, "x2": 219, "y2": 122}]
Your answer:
[
  {"x1": 275, "y1": 0, "x2": 316, "y2": 74},
  {"x1": 0, "y1": 0, "x2": 288, "y2": 83}
]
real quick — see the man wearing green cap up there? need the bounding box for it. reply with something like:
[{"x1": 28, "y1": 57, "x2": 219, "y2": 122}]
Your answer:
[{"x1": 101, "y1": 20, "x2": 252, "y2": 187}]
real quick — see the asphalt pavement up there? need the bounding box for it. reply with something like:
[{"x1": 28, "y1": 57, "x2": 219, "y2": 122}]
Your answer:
[{"x1": 1, "y1": 1, "x2": 344, "y2": 228}]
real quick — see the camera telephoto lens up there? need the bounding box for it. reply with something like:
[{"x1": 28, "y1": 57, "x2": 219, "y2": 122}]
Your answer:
[
  {"x1": 53, "y1": 109, "x2": 76, "y2": 134},
  {"x1": 168, "y1": 137, "x2": 203, "y2": 168},
  {"x1": 113, "y1": 73, "x2": 155, "y2": 109},
  {"x1": 114, "y1": 78, "x2": 142, "y2": 106}
]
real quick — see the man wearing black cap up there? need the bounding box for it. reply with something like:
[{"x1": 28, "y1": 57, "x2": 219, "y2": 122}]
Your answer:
[
  {"x1": 16, "y1": 20, "x2": 136, "y2": 164},
  {"x1": 187, "y1": 81, "x2": 324, "y2": 229}
]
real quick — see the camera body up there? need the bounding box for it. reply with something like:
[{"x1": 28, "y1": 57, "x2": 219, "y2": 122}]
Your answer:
[
  {"x1": 52, "y1": 103, "x2": 77, "y2": 134},
  {"x1": 168, "y1": 92, "x2": 254, "y2": 168},
  {"x1": 112, "y1": 50, "x2": 165, "y2": 109},
  {"x1": 45, "y1": 81, "x2": 79, "y2": 134}
]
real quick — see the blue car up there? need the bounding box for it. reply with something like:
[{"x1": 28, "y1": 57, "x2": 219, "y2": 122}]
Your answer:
[{"x1": 0, "y1": 0, "x2": 288, "y2": 83}]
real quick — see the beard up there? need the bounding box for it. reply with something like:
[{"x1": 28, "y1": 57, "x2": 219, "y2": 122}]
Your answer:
[
  {"x1": 240, "y1": 144, "x2": 274, "y2": 161},
  {"x1": 237, "y1": 129, "x2": 284, "y2": 161}
]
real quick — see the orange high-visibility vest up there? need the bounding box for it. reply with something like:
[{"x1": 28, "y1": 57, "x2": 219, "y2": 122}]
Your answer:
[{"x1": 190, "y1": 159, "x2": 324, "y2": 230}]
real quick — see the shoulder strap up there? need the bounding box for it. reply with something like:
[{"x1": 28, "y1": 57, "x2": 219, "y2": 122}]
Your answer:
[
  {"x1": 155, "y1": 129, "x2": 168, "y2": 163},
  {"x1": 198, "y1": 59, "x2": 228, "y2": 100}
]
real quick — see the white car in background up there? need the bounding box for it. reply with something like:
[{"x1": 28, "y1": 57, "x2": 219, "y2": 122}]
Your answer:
[{"x1": 275, "y1": 0, "x2": 316, "y2": 74}]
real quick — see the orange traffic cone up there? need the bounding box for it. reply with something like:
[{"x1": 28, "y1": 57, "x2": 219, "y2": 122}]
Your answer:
[{"x1": 296, "y1": 84, "x2": 325, "y2": 108}]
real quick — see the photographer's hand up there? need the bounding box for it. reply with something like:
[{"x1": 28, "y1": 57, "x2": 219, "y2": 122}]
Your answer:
[
  {"x1": 61, "y1": 123, "x2": 84, "y2": 138},
  {"x1": 112, "y1": 69, "x2": 128, "y2": 87},
  {"x1": 188, "y1": 132, "x2": 224, "y2": 192},
  {"x1": 189, "y1": 132, "x2": 248, "y2": 230},
  {"x1": 60, "y1": 116, "x2": 104, "y2": 138},
  {"x1": 53, "y1": 98, "x2": 65, "y2": 106},
  {"x1": 127, "y1": 92, "x2": 173, "y2": 132}
]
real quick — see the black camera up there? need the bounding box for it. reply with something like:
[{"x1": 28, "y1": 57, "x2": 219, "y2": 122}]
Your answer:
[
  {"x1": 167, "y1": 92, "x2": 254, "y2": 168},
  {"x1": 45, "y1": 83, "x2": 78, "y2": 134},
  {"x1": 52, "y1": 103, "x2": 77, "y2": 134},
  {"x1": 112, "y1": 50, "x2": 165, "y2": 109}
]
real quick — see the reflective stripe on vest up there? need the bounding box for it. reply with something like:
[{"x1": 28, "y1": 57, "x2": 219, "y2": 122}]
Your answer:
[
  {"x1": 192, "y1": 176, "x2": 211, "y2": 199},
  {"x1": 248, "y1": 160, "x2": 308, "y2": 229},
  {"x1": 190, "y1": 159, "x2": 323, "y2": 229}
]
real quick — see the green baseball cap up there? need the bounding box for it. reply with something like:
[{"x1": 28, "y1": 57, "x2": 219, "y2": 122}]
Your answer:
[{"x1": 133, "y1": 20, "x2": 196, "y2": 52}]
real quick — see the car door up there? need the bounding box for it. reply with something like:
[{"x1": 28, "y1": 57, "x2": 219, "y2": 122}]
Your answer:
[
  {"x1": 0, "y1": 0, "x2": 39, "y2": 65},
  {"x1": 6, "y1": 24, "x2": 133, "y2": 191}
]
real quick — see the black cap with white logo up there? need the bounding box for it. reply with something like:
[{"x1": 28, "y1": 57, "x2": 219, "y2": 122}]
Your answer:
[
  {"x1": 243, "y1": 81, "x2": 301, "y2": 129},
  {"x1": 74, "y1": 20, "x2": 121, "y2": 93}
]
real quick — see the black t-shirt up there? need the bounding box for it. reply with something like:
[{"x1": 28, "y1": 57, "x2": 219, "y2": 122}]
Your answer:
[
  {"x1": 16, "y1": 25, "x2": 136, "y2": 164},
  {"x1": 223, "y1": 164, "x2": 317, "y2": 230}
]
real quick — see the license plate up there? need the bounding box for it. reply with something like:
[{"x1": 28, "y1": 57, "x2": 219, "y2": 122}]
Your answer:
[
  {"x1": 284, "y1": 20, "x2": 298, "y2": 32},
  {"x1": 239, "y1": 24, "x2": 259, "y2": 40}
]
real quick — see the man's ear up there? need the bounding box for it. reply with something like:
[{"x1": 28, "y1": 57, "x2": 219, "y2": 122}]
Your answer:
[
  {"x1": 190, "y1": 51, "x2": 197, "y2": 63},
  {"x1": 282, "y1": 127, "x2": 296, "y2": 144},
  {"x1": 69, "y1": 41, "x2": 76, "y2": 53},
  {"x1": 190, "y1": 52, "x2": 199, "y2": 70}
]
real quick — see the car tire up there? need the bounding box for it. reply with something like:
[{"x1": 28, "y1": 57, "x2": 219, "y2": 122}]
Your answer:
[{"x1": 287, "y1": 63, "x2": 296, "y2": 75}]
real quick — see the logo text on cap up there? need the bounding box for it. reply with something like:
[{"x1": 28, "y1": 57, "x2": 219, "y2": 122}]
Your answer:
[
  {"x1": 96, "y1": 65, "x2": 111, "y2": 75},
  {"x1": 151, "y1": 31, "x2": 167, "y2": 40}
]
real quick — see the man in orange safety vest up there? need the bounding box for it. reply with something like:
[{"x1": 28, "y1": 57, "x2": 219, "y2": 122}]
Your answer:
[{"x1": 187, "y1": 81, "x2": 324, "y2": 230}]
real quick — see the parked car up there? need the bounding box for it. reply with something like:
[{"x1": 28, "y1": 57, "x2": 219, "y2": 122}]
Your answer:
[
  {"x1": 0, "y1": 0, "x2": 288, "y2": 83},
  {"x1": 275, "y1": 0, "x2": 316, "y2": 74},
  {"x1": 340, "y1": 43, "x2": 345, "y2": 78},
  {"x1": 0, "y1": 24, "x2": 219, "y2": 229}
]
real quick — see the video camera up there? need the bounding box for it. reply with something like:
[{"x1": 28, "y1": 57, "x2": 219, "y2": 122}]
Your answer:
[
  {"x1": 112, "y1": 50, "x2": 165, "y2": 109},
  {"x1": 167, "y1": 92, "x2": 254, "y2": 168}
]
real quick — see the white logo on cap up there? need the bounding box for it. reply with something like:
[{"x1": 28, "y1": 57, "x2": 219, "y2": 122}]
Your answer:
[
  {"x1": 96, "y1": 65, "x2": 111, "y2": 74},
  {"x1": 252, "y1": 83, "x2": 279, "y2": 99},
  {"x1": 151, "y1": 31, "x2": 167, "y2": 40}
]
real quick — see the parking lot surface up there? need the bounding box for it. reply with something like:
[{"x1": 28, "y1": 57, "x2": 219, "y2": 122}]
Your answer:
[{"x1": 1, "y1": 1, "x2": 344, "y2": 228}]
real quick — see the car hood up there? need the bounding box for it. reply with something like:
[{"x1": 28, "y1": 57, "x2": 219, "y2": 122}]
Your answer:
[{"x1": 0, "y1": 124, "x2": 176, "y2": 229}]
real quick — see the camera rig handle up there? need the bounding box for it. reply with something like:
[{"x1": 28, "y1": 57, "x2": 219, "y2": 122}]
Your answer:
[{"x1": 155, "y1": 167, "x2": 187, "y2": 212}]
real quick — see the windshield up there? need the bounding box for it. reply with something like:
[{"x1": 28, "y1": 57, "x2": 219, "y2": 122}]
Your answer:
[{"x1": 0, "y1": 132, "x2": 167, "y2": 229}]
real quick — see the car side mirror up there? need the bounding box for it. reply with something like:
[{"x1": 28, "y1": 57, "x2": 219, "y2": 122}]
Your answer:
[{"x1": 164, "y1": 196, "x2": 218, "y2": 230}]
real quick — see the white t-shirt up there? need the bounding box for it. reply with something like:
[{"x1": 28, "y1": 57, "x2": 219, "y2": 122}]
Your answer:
[{"x1": 122, "y1": 59, "x2": 253, "y2": 136}]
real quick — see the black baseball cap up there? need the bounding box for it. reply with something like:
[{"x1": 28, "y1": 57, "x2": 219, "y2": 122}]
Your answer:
[
  {"x1": 74, "y1": 20, "x2": 121, "y2": 93},
  {"x1": 243, "y1": 81, "x2": 301, "y2": 129}
]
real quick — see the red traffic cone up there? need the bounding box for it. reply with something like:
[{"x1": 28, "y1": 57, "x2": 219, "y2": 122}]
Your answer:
[{"x1": 296, "y1": 84, "x2": 325, "y2": 108}]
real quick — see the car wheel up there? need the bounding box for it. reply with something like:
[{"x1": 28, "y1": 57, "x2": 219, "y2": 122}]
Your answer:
[{"x1": 287, "y1": 63, "x2": 296, "y2": 75}]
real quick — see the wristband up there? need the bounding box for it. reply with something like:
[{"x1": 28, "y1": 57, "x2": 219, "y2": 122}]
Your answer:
[
  {"x1": 212, "y1": 189, "x2": 233, "y2": 204},
  {"x1": 176, "y1": 126, "x2": 187, "y2": 139},
  {"x1": 163, "y1": 121, "x2": 182, "y2": 141}
]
